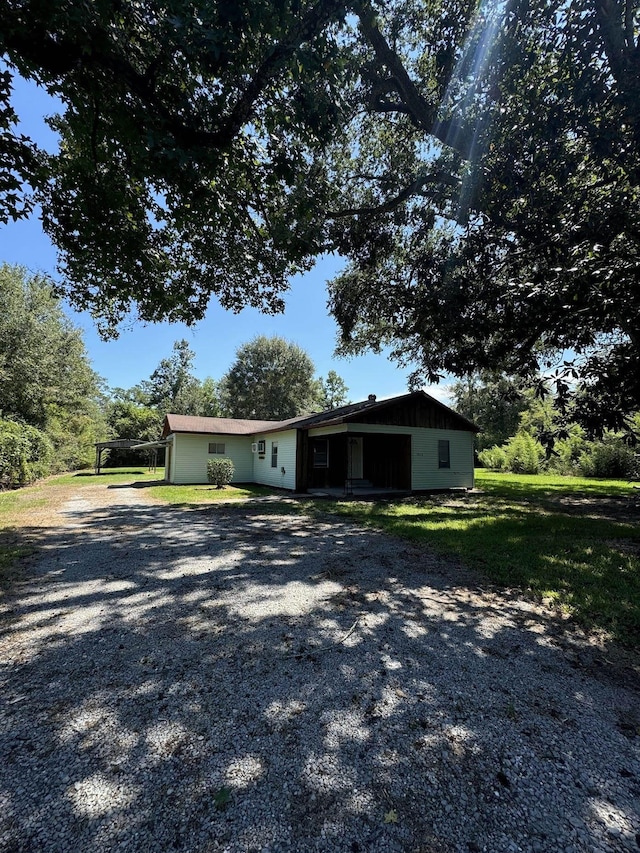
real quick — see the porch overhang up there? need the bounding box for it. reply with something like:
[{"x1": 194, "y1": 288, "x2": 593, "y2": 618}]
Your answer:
[{"x1": 308, "y1": 424, "x2": 348, "y2": 438}]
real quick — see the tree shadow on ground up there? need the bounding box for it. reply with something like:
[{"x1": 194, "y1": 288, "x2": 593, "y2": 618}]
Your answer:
[
  {"x1": 73, "y1": 471, "x2": 149, "y2": 478},
  {"x1": 105, "y1": 479, "x2": 174, "y2": 489},
  {"x1": 475, "y1": 477, "x2": 639, "y2": 501},
  {"x1": 332, "y1": 496, "x2": 640, "y2": 649},
  {"x1": 1, "y1": 497, "x2": 639, "y2": 853}
]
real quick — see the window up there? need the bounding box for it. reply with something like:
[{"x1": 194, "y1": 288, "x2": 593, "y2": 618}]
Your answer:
[
  {"x1": 257, "y1": 439, "x2": 266, "y2": 454},
  {"x1": 312, "y1": 439, "x2": 329, "y2": 468},
  {"x1": 208, "y1": 442, "x2": 225, "y2": 454},
  {"x1": 271, "y1": 441, "x2": 278, "y2": 468},
  {"x1": 438, "y1": 439, "x2": 450, "y2": 469}
]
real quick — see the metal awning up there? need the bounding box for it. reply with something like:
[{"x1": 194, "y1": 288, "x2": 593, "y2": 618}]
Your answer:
[
  {"x1": 126, "y1": 439, "x2": 171, "y2": 451},
  {"x1": 94, "y1": 439, "x2": 147, "y2": 451},
  {"x1": 94, "y1": 438, "x2": 169, "y2": 473}
]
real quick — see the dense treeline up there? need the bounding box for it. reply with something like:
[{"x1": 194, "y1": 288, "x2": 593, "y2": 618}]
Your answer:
[
  {"x1": 0, "y1": 272, "x2": 351, "y2": 483},
  {"x1": 452, "y1": 373, "x2": 640, "y2": 479},
  {"x1": 0, "y1": 264, "x2": 107, "y2": 487},
  {"x1": 1, "y1": 264, "x2": 634, "y2": 486}
]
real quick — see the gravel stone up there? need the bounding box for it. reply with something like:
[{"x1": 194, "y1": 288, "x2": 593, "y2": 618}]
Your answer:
[{"x1": 0, "y1": 484, "x2": 639, "y2": 853}]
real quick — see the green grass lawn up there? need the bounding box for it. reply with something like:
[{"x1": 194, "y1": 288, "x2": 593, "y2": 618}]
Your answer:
[
  {"x1": 475, "y1": 469, "x2": 639, "y2": 499},
  {"x1": 0, "y1": 487, "x2": 50, "y2": 583},
  {"x1": 52, "y1": 468, "x2": 288, "y2": 504},
  {"x1": 322, "y1": 470, "x2": 640, "y2": 647},
  {"x1": 147, "y1": 481, "x2": 284, "y2": 505},
  {"x1": 50, "y1": 467, "x2": 164, "y2": 487}
]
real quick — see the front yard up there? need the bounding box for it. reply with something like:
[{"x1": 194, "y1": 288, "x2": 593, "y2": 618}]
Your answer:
[
  {"x1": 2, "y1": 475, "x2": 638, "y2": 853},
  {"x1": 2, "y1": 467, "x2": 639, "y2": 647},
  {"x1": 323, "y1": 469, "x2": 640, "y2": 647}
]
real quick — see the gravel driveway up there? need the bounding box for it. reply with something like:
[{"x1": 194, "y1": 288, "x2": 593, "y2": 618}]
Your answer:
[{"x1": 1, "y1": 483, "x2": 639, "y2": 853}]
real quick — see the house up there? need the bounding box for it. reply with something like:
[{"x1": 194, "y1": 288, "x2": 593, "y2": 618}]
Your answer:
[{"x1": 160, "y1": 391, "x2": 479, "y2": 493}]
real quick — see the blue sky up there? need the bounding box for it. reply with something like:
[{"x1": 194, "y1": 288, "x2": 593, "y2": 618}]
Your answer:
[{"x1": 0, "y1": 74, "x2": 451, "y2": 404}]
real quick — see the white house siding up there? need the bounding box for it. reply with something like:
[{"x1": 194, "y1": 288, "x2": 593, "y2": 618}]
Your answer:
[
  {"x1": 169, "y1": 433, "x2": 254, "y2": 484},
  {"x1": 348, "y1": 423, "x2": 475, "y2": 490},
  {"x1": 170, "y1": 434, "x2": 177, "y2": 482},
  {"x1": 165, "y1": 435, "x2": 175, "y2": 483},
  {"x1": 251, "y1": 429, "x2": 297, "y2": 490}
]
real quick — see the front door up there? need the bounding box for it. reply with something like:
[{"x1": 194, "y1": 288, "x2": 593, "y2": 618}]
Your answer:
[{"x1": 348, "y1": 437, "x2": 363, "y2": 479}]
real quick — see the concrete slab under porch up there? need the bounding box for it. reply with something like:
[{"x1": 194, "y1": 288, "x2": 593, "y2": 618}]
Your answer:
[
  {"x1": 303, "y1": 485, "x2": 473, "y2": 500},
  {"x1": 305, "y1": 485, "x2": 411, "y2": 500}
]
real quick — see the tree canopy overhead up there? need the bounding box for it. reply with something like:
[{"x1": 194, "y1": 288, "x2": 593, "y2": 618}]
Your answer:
[{"x1": 2, "y1": 0, "x2": 640, "y2": 431}]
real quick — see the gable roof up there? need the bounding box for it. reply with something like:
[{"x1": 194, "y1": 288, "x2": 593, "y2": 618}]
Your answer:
[
  {"x1": 162, "y1": 391, "x2": 478, "y2": 438},
  {"x1": 162, "y1": 413, "x2": 299, "y2": 437},
  {"x1": 287, "y1": 390, "x2": 479, "y2": 433}
]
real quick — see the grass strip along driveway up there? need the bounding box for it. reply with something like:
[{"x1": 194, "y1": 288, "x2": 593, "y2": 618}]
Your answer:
[
  {"x1": 0, "y1": 469, "x2": 163, "y2": 582},
  {"x1": 2, "y1": 468, "x2": 639, "y2": 647},
  {"x1": 318, "y1": 471, "x2": 640, "y2": 649},
  {"x1": 0, "y1": 469, "x2": 286, "y2": 586}
]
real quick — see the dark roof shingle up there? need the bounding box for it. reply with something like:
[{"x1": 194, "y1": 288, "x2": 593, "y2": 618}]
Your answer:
[
  {"x1": 162, "y1": 413, "x2": 291, "y2": 437},
  {"x1": 162, "y1": 391, "x2": 478, "y2": 437}
]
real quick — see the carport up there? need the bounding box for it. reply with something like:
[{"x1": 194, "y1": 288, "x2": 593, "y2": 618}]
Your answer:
[{"x1": 93, "y1": 439, "x2": 169, "y2": 474}]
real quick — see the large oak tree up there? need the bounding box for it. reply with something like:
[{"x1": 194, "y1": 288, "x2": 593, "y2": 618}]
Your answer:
[{"x1": 1, "y1": 0, "x2": 639, "y2": 432}]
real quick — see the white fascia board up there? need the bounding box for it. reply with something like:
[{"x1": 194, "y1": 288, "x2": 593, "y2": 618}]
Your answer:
[{"x1": 308, "y1": 424, "x2": 348, "y2": 438}]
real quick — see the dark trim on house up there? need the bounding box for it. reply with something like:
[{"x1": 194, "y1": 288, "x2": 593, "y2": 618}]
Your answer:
[{"x1": 161, "y1": 391, "x2": 479, "y2": 441}]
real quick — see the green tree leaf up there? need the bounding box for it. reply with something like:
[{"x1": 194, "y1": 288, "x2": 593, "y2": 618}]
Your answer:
[{"x1": 219, "y1": 335, "x2": 322, "y2": 419}]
